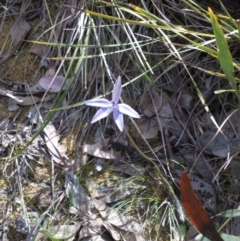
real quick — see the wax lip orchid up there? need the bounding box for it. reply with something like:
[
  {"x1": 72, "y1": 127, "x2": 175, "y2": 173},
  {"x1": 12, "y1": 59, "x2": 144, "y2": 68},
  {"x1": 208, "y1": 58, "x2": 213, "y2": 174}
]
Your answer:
[{"x1": 85, "y1": 76, "x2": 140, "y2": 132}]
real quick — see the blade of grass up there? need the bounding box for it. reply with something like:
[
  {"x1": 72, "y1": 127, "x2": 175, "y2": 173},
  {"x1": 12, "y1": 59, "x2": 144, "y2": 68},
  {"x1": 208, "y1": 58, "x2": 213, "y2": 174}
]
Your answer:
[{"x1": 208, "y1": 7, "x2": 240, "y2": 100}]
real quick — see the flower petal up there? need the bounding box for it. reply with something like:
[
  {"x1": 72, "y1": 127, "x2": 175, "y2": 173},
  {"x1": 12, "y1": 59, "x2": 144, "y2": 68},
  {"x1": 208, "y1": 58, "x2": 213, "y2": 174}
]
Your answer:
[
  {"x1": 118, "y1": 103, "x2": 140, "y2": 118},
  {"x1": 85, "y1": 99, "x2": 112, "y2": 108},
  {"x1": 91, "y1": 107, "x2": 113, "y2": 123},
  {"x1": 112, "y1": 76, "x2": 122, "y2": 103},
  {"x1": 113, "y1": 108, "x2": 124, "y2": 132}
]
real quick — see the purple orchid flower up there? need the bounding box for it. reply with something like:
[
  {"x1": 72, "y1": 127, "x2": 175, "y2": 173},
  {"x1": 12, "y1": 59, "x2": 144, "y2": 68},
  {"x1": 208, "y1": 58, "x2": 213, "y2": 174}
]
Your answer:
[{"x1": 85, "y1": 76, "x2": 140, "y2": 132}]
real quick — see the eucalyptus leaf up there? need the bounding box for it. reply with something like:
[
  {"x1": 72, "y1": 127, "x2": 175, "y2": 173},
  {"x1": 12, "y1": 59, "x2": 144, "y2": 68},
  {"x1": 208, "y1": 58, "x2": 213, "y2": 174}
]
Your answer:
[{"x1": 218, "y1": 209, "x2": 240, "y2": 218}]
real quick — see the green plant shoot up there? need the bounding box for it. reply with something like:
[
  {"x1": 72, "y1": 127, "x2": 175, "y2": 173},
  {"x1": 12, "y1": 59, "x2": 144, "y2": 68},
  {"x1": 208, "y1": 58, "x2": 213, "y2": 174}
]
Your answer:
[{"x1": 209, "y1": 8, "x2": 240, "y2": 99}]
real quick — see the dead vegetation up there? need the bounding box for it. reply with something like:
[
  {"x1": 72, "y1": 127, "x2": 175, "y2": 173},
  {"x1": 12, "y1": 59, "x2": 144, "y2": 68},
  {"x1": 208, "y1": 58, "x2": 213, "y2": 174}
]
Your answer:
[{"x1": 1, "y1": 0, "x2": 240, "y2": 240}]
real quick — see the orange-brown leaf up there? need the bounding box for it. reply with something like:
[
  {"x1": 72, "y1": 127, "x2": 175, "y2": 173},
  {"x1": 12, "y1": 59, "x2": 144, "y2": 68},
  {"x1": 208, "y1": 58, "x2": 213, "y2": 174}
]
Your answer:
[{"x1": 180, "y1": 171, "x2": 223, "y2": 241}]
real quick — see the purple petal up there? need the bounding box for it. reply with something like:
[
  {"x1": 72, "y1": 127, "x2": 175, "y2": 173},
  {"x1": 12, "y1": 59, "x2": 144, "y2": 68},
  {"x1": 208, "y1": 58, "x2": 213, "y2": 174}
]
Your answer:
[
  {"x1": 39, "y1": 75, "x2": 65, "y2": 92},
  {"x1": 85, "y1": 99, "x2": 112, "y2": 108},
  {"x1": 113, "y1": 108, "x2": 124, "y2": 131},
  {"x1": 118, "y1": 103, "x2": 140, "y2": 118},
  {"x1": 112, "y1": 76, "x2": 122, "y2": 103},
  {"x1": 91, "y1": 107, "x2": 113, "y2": 123}
]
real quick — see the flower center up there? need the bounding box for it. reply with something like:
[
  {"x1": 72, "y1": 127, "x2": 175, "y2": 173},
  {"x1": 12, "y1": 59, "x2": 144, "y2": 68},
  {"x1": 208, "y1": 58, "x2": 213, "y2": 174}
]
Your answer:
[{"x1": 111, "y1": 100, "x2": 116, "y2": 106}]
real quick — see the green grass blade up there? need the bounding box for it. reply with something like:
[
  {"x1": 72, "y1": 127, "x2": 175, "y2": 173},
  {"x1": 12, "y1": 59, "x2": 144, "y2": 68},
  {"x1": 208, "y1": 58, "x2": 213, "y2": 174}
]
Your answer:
[{"x1": 208, "y1": 8, "x2": 238, "y2": 93}]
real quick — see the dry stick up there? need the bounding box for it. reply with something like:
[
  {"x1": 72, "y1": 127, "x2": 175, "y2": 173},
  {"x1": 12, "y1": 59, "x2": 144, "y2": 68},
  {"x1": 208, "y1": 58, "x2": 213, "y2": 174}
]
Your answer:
[
  {"x1": 0, "y1": 85, "x2": 23, "y2": 102},
  {"x1": 164, "y1": 128, "x2": 182, "y2": 191},
  {"x1": 164, "y1": 128, "x2": 174, "y2": 167}
]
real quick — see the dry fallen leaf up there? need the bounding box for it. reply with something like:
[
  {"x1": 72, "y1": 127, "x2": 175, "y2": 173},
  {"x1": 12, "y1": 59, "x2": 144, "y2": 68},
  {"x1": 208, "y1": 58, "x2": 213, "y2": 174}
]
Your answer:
[
  {"x1": 41, "y1": 223, "x2": 81, "y2": 240},
  {"x1": 136, "y1": 117, "x2": 158, "y2": 139},
  {"x1": 139, "y1": 88, "x2": 163, "y2": 118},
  {"x1": 199, "y1": 130, "x2": 239, "y2": 157},
  {"x1": 232, "y1": 204, "x2": 240, "y2": 236},
  {"x1": 39, "y1": 75, "x2": 65, "y2": 92},
  {"x1": 30, "y1": 44, "x2": 55, "y2": 68},
  {"x1": 43, "y1": 122, "x2": 68, "y2": 165},
  {"x1": 83, "y1": 139, "x2": 117, "y2": 159},
  {"x1": 190, "y1": 174, "x2": 216, "y2": 216},
  {"x1": 30, "y1": 45, "x2": 46, "y2": 58},
  {"x1": 65, "y1": 172, "x2": 97, "y2": 219},
  {"x1": 118, "y1": 229, "x2": 147, "y2": 241},
  {"x1": 104, "y1": 209, "x2": 143, "y2": 235},
  {"x1": 163, "y1": 85, "x2": 194, "y2": 110},
  {"x1": 10, "y1": 16, "x2": 31, "y2": 46},
  {"x1": 180, "y1": 171, "x2": 223, "y2": 241},
  {"x1": 0, "y1": 118, "x2": 10, "y2": 130},
  {"x1": 78, "y1": 218, "x2": 103, "y2": 240},
  {"x1": 93, "y1": 199, "x2": 143, "y2": 235},
  {"x1": 92, "y1": 199, "x2": 145, "y2": 239},
  {"x1": 86, "y1": 178, "x2": 131, "y2": 203},
  {"x1": 157, "y1": 100, "x2": 173, "y2": 129},
  {"x1": 178, "y1": 92, "x2": 194, "y2": 110},
  {"x1": 0, "y1": 16, "x2": 31, "y2": 64},
  {"x1": 8, "y1": 92, "x2": 56, "y2": 110},
  {"x1": 83, "y1": 234, "x2": 113, "y2": 241},
  {"x1": 102, "y1": 221, "x2": 121, "y2": 241},
  {"x1": 198, "y1": 110, "x2": 240, "y2": 158},
  {"x1": 103, "y1": 188, "x2": 131, "y2": 203},
  {"x1": 9, "y1": 96, "x2": 40, "y2": 106},
  {"x1": 85, "y1": 178, "x2": 104, "y2": 198}
]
